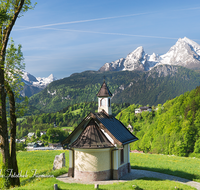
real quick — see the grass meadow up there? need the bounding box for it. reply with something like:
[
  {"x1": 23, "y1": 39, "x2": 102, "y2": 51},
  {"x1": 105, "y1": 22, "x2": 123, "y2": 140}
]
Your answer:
[
  {"x1": 61, "y1": 127, "x2": 74, "y2": 131},
  {"x1": 130, "y1": 153, "x2": 200, "y2": 182},
  {"x1": 0, "y1": 150, "x2": 199, "y2": 189}
]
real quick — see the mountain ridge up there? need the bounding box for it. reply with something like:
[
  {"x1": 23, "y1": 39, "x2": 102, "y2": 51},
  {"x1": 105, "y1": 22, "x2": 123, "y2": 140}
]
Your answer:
[{"x1": 99, "y1": 37, "x2": 200, "y2": 72}]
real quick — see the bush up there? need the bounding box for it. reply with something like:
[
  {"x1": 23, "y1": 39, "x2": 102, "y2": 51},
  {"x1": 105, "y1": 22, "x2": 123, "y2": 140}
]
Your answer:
[
  {"x1": 16, "y1": 143, "x2": 26, "y2": 151},
  {"x1": 194, "y1": 139, "x2": 200, "y2": 153},
  {"x1": 189, "y1": 153, "x2": 200, "y2": 158}
]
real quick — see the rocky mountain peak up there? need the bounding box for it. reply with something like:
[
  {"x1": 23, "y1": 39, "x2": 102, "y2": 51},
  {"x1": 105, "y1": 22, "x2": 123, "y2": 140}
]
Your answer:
[
  {"x1": 126, "y1": 46, "x2": 144, "y2": 60},
  {"x1": 123, "y1": 46, "x2": 145, "y2": 71},
  {"x1": 159, "y1": 37, "x2": 200, "y2": 68},
  {"x1": 22, "y1": 72, "x2": 56, "y2": 97},
  {"x1": 148, "y1": 53, "x2": 159, "y2": 62},
  {"x1": 99, "y1": 37, "x2": 200, "y2": 72},
  {"x1": 23, "y1": 72, "x2": 38, "y2": 83}
]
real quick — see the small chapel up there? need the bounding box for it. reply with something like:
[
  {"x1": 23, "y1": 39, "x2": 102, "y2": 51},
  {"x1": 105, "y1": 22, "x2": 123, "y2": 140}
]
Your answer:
[{"x1": 62, "y1": 80, "x2": 138, "y2": 181}]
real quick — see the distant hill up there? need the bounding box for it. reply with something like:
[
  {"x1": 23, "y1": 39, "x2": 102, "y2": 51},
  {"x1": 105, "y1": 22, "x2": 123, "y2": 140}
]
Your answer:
[{"x1": 28, "y1": 65, "x2": 200, "y2": 113}]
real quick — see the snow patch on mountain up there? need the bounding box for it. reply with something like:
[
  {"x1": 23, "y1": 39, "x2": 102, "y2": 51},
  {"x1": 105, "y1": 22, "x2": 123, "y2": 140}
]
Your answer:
[
  {"x1": 21, "y1": 72, "x2": 56, "y2": 97},
  {"x1": 158, "y1": 37, "x2": 200, "y2": 68},
  {"x1": 99, "y1": 58, "x2": 125, "y2": 72},
  {"x1": 123, "y1": 46, "x2": 145, "y2": 71},
  {"x1": 33, "y1": 74, "x2": 56, "y2": 88},
  {"x1": 22, "y1": 72, "x2": 56, "y2": 88}
]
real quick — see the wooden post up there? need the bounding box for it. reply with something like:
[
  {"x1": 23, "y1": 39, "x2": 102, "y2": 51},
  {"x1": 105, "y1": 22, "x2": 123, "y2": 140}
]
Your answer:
[
  {"x1": 94, "y1": 184, "x2": 99, "y2": 189},
  {"x1": 54, "y1": 184, "x2": 58, "y2": 190}
]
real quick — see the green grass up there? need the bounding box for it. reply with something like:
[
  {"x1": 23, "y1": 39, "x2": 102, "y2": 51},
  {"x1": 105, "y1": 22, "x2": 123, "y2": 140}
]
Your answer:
[
  {"x1": 0, "y1": 150, "x2": 69, "y2": 188},
  {"x1": 0, "y1": 151, "x2": 199, "y2": 189},
  {"x1": 61, "y1": 127, "x2": 74, "y2": 130},
  {"x1": 12, "y1": 177, "x2": 196, "y2": 190},
  {"x1": 130, "y1": 153, "x2": 200, "y2": 182}
]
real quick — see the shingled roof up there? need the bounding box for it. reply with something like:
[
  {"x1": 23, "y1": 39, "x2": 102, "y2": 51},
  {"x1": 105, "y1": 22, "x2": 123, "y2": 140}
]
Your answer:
[
  {"x1": 70, "y1": 119, "x2": 114, "y2": 149},
  {"x1": 93, "y1": 110, "x2": 138, "y2": 145},
  {"x1": 96, "y1": 81, "x2": 112, "y2": 97},
  {"x1": 62, "y1": 110, "x2": 138, "y2": 148}
]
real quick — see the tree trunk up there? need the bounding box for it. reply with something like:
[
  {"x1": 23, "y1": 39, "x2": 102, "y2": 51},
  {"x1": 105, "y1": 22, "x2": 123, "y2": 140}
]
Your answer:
[
  {"x1": 0, "y1": 58, "x2": 11, "y2": 188},
  {"x1": 6, "y1": 82, "x2": 20, "y2": 186},
  {"x1": 0, "y1": 0, "x2": 28, "y2": 187}
]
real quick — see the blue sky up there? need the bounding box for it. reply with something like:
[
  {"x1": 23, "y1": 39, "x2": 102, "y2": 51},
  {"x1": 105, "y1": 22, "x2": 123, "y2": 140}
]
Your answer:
[{"x1": 11, "y1": 0, "x2": 200, "y2": 79}]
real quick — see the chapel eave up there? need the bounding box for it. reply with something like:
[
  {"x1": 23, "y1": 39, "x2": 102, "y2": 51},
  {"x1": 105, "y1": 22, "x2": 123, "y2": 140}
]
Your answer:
[{"x1": 70, "y1": 119, "x2": 115, "y2": 149}]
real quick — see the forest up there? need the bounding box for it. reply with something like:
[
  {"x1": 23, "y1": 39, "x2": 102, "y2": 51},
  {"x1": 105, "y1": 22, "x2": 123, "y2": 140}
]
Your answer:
[
  {"x1": 16, "y1": 102, "x2": 130, "y2": 139},
  {"x1": 16, "y1": 84, "x2": 200, "y2": 157},
  {"x1": 116, "y1": 86, "x2": 200, "y2": 157},
  {"x1": 28, "y1": 66, "x2": 200, "y2": 113}
]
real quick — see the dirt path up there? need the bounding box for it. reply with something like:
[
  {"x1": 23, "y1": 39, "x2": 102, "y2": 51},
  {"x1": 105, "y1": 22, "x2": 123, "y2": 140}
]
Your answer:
[{"x1": 56, "y1": 169, "x2": 200, "y2": 190}]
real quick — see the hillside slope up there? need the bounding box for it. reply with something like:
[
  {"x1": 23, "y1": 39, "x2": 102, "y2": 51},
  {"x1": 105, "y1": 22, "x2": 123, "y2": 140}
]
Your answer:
[
  {"x1": 29, "y1": 65, "x2": 200, "y2": 113},
  {"x1": 116, "y1": 86, "x2": 200, "y2": 156}
]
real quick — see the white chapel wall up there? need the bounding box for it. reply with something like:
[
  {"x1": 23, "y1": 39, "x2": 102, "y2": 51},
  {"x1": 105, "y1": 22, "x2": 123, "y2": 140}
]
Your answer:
[{"x1": 74, "y1": 148, "x2": 112, "y2": 172}]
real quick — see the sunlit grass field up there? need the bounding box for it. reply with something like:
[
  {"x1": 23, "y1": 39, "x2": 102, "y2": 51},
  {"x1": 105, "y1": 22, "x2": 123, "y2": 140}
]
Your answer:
[
  {"x1": 130, "y1": 153, "x2": 200, "y2": 182},
  {"x1": 0, "y1": 151, "x2": 199, "y2": 189},
  {"x1": 0, "y1": 150, "x2": 69, "y2": 189}
]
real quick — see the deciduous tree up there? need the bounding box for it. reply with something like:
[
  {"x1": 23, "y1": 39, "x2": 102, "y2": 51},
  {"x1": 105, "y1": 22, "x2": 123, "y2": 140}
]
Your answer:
[
  {"x1": 0, "y1": 0, "x2": 35, "y2": 188},
  {"x1": 4, "y1": 39, "x2": 28, "y2": 186}
]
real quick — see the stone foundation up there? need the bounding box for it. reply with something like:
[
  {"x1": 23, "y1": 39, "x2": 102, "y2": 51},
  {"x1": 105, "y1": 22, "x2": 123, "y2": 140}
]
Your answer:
[
  {"x1": 113, "y1": 163, "x2": 130, "y2": 180},
  {"x1": 74, "y1": 169, "x2": 111, "y2": 181},
  {"x1": 71, "y1": 163, "x2": 131, "y2": 181}
]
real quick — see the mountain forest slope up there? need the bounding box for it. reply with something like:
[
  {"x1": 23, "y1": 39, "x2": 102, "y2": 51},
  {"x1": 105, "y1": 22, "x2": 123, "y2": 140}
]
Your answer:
[
  {"x1": 29, "y1": 65, "x2": 200, "y2": 113},
  {"x1": 116, "y1": 86, "x2": 200, "y2": 156}
]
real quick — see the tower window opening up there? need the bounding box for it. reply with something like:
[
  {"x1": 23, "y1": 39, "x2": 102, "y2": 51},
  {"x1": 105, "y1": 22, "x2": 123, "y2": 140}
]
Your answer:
[{"x1": 100, "y1": 98, "x2": 106, "y2": 106}]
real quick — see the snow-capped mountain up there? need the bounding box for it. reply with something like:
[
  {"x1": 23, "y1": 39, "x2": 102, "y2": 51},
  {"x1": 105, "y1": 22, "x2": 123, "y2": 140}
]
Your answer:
[
  {"x1": 21, "y1": 72, "x2": 56, "y2": 97},
  {"x1": 99, "y1": 37, "x2": 200, "y2": 72}
]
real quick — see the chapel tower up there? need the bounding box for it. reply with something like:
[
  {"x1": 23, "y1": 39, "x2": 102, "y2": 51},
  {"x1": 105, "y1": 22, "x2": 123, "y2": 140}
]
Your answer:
[{"x1": 96, "y1": 81, "x2": 112, "y2": 115}]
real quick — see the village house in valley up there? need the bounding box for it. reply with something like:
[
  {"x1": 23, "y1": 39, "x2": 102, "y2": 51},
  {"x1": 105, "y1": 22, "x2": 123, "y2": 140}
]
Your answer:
[
  {"x1": 62, "y1": 81, "x2": 138, "y2": 181},
  {"x1": 135, "y1": 106, "x2": 152, "y2": 114}
]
